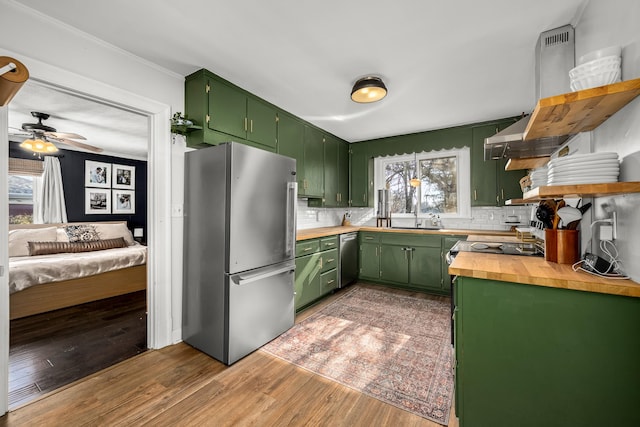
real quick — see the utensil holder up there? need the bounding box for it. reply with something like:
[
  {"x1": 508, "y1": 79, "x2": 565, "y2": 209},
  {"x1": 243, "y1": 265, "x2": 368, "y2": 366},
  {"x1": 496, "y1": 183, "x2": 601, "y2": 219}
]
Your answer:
[
  {"x1": 557, "y1": 229, "x2": 580, "y2": 264},
  {"x1": 544, "y1": 229, "x2": 557, "y2": 262}
]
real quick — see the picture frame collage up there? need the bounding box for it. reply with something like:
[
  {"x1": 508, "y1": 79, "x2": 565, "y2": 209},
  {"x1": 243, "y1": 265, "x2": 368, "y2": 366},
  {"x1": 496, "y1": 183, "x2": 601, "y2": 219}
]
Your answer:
[{"x1": 85, "y1": 160, "x2": 136, "y2": 215}]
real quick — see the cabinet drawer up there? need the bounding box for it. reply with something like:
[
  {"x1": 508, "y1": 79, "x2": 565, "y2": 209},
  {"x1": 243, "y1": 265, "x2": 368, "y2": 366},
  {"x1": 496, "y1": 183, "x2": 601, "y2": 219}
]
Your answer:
[
  {"x1": 359, "y1": 232, "x2": 380, "y2": 243},
  {"x1": 320, "y1": 269, "x2": 338, "y2": 295},
  {"x1": 320, "y1": 236, "x2": 339, "y2": 251},
  {"x1": 296, "y1": 239, "x2": 320, "y2": 257},
  {"x1": 380, "y1": 233, "x2": 441, "y2": 247},
  {"x1": 321, "y1": 248, "x2": 338, "y2": 273}
]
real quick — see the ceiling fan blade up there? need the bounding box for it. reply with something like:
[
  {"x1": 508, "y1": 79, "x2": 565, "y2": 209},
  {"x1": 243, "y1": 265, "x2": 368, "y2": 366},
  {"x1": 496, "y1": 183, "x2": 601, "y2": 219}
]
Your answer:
[
  {"x1": 9, "y1": 126, "x2": 30, "y2": 134},
  {"x1": 53, "y1": 137, "x2": 103, "y2": 153},
  {"x1": 46, "y1": 131, "x2": 87, "y2": 140}
]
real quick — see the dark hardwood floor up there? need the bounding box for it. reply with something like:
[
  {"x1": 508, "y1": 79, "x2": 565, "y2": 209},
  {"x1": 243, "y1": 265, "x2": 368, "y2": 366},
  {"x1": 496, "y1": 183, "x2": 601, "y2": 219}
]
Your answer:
[{"x1": 8, "y1": 290, "x2": 147, "y2": 409}]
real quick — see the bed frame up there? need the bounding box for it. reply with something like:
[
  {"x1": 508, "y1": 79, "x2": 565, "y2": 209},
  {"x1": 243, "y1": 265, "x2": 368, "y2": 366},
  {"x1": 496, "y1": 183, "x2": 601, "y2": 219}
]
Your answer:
[{"x1": 9, "y1": 221, "x2": 147, "y2": 320}]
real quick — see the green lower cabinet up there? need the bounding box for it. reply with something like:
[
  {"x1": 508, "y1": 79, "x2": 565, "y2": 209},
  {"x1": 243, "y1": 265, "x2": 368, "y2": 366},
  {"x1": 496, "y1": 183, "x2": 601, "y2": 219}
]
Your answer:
[
  {"x1": 379, "y1": 245, "x2": 409, "y2": 283},
  {"x1": 359, "y1": 242, "x2": 380, "y2": 280},
  {"x1": 409, "y1": 246, "x2": 441, "y2": 291},
  {"x1": 294, "y1": 252, "x2": 321, "y2": 309},
  {"x1": 455, "y1": 276, "x2": 640, "y2": 427},
  {"x1": 320, "y1": 269, "x2": 338, "y2": 295}
]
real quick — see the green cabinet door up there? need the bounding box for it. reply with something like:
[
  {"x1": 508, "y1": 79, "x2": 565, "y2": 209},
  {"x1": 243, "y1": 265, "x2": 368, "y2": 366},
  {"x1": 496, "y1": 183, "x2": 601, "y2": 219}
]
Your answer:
[
  {"x1": 359, "y1": 242, "x2": 380, "y2": 280},
  {"x1": 247, "y1": 97, "x2": 277, "y2": 149},
  {"x1": 471, "y1": 124, "x2": 499, "y2": 206},
  {"x1": 497, "y1": 157, "x2": 526, "y2": 203},
  {"x1": 277, "y1": 113, "x2": 305, "y2": 189},
  {"x1": 337, "y1": 140, "x2": 349, "y2": 207},
  {"x1": 323, "y1": 135, "x2": 339, "y2": 207},
  {"x1": 208, "y1": 79, "x2": 247, "y2": 140},
  {"x1": 379, "y1": 245, "x2": 409, "y2": 284},
  {"x1": 409, "y1": 246, "x2": 442, "y2": 291},
  {"x1": 302, "y1": 125, "x2": 324, "y2": 198},
  {"x1": 294, "y1": 252, "x2": 322, "y2": 310},
  {"x1": 350, "y1": 149, "x2": 371, "y2": 207}
]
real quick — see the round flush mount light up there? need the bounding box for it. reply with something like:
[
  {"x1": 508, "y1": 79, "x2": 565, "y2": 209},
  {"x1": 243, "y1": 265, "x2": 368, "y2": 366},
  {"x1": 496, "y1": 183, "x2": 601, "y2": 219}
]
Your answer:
[{"x1": 351, "y1": 76, "x2": 387, "y2": 103}]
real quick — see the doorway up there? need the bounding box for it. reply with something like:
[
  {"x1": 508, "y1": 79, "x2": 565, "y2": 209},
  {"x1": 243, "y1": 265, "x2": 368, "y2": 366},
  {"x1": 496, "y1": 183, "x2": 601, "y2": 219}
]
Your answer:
[{"x1": 1, "y1": 56, "x2": 174, "y2": 414}]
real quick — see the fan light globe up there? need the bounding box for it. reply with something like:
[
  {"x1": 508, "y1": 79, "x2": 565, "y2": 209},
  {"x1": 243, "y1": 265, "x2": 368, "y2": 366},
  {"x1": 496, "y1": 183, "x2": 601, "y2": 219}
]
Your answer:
[
  {"x1": 351, "y1": 76, "x2": 387, "y2": 103},
  {"x1": 20, "y1": 138, "x2": 58, "y2": 153}
]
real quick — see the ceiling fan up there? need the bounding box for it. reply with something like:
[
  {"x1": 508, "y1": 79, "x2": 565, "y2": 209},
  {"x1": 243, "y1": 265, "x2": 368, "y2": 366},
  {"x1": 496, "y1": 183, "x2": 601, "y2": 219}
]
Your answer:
[{"x1": 10, "y1": 111, "x2": 103, "y2": 153}]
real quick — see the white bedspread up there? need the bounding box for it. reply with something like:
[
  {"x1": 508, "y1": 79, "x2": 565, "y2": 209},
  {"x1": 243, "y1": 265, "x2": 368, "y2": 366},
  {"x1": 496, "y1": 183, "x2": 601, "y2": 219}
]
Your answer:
[{"x1": 9, "y1": 244, "x2": 147, "y2": 294}]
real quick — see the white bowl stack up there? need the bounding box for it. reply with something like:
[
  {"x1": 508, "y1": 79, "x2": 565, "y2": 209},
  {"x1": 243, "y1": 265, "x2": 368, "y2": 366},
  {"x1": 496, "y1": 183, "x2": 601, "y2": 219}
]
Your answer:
[
  {"x1": 529, "y1": 166, "x2": 548, "y2": 189},
  {"x1": 569, "y1": 46, "x2": 622, "y2": 91},
  {"x1": 547, "y1": 152, "x2": 619, "y2": 186}
]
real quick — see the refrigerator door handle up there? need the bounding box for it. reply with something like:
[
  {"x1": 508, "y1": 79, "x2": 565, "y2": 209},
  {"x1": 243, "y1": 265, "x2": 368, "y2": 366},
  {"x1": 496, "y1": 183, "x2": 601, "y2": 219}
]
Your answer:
[
  {"x1": 285, "y1": 181, "x2": 298, "y2": 258},
  {"x1": 233, "y1": 265, "x2": 296, "y2": 286}
]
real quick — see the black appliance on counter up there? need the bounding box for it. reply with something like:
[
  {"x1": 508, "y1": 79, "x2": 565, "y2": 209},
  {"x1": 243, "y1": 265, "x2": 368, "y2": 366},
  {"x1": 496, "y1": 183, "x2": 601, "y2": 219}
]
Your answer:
[{"x1": 445, "y1": 239, "x2": 543, "y2": 343}]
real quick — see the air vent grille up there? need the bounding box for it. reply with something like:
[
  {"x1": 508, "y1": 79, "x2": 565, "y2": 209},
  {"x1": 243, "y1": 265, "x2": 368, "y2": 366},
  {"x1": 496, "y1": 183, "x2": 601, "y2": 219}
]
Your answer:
[{"x1": 545, "y1": 31, "x2": 570, "y2": 46}]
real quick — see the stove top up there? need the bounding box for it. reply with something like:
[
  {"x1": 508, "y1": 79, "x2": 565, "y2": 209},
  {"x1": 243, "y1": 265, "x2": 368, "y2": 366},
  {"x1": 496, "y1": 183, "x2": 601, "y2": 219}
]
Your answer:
[{"x1": 450, "y1": 240, "x2": 542, "y2": 257}]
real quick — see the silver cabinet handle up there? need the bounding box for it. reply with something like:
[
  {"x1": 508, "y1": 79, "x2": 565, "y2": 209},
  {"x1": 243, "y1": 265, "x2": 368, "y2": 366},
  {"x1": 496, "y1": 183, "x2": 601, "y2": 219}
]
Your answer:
[
  {"x1": 325, "y1": 242, "x2": 335, "y2": 246},
  {"x1": 327, "y1": 279, "x2": 335, "y2": 285},
  {"x1": 303, "y1": 247, "x2": 313, "y2": 252},
  {"x1": 234, "y1": 265, "x2": 295, "y2": 286},
  {"x1": 327, "y1": 258, "x2": 335, "y2": 263},
  {"x1": 285, "y1": 182, "x2": 298, "y2": 257}
]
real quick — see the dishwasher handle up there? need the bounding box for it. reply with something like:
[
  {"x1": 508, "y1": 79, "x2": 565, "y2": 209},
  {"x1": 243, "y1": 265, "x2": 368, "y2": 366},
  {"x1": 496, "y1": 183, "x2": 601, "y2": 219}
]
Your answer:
[{"x1": 340, "y1": 233, "x2": 358, "y2": 242}]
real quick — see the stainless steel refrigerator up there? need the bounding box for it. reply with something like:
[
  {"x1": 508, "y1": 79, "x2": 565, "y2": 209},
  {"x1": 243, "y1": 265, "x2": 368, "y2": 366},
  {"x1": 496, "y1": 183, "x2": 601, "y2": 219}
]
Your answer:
[{"x1": 182, "y1": 142, "x2": 297, "y2": 365}]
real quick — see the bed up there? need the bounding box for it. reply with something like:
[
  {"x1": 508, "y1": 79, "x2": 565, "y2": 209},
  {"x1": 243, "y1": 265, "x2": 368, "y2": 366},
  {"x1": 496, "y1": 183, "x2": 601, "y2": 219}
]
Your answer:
[{"x1": 8, "y1": 221, "x2": 147, "y2": 320}]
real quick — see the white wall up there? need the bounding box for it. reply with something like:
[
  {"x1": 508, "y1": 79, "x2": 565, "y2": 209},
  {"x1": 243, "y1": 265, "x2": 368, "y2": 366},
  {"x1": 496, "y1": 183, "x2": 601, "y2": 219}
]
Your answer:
[
  {"x1": 0, "y1": 0, "x2": 186, "y2": 342},
  {"x1": 575, "y1": 0, "x2": 640, "y2": 281}
]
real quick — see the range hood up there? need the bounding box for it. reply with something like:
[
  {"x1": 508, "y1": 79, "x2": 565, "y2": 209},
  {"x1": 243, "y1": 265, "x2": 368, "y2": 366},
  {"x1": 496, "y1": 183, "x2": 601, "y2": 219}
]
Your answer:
[
  {"x1": 484, "y1": 115, "x2": 570, "y2": 160},
  {"x1": 485, "y1": 25, "x2": 574, "y2": 161}
]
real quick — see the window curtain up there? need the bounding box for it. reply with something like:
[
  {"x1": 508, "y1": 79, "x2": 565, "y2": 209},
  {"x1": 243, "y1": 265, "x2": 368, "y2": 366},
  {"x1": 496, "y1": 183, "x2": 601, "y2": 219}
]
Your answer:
[{"x1": 33, "y1": 156, "x2": 68, "y2": 223}]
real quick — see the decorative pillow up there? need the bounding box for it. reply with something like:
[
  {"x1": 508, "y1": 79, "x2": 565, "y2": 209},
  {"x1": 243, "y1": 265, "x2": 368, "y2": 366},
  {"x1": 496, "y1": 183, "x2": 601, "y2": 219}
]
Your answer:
[
  {"x1": 9, "y1": 227, "x2": 58, "y2": 257},
  {"x1": 93, "y1": 222, "x2": 136, "y2": 246},
  {"x1": 64, "y1": 224, "x2": 100, "y2": 243},
  {"x1": 28, "y1": 237, "x2": 127, "y2": 256}
]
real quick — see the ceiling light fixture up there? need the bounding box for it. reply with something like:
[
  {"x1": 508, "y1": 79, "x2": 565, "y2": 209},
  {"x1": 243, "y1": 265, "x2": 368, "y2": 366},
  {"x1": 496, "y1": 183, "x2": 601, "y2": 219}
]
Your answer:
[
  {"x1": 410, "y1": 153, "x2": 420, "y2": 187},
  {"x1": 351, "y1": 76, "x2": 387, "y2": 103},
  {"x1": 20, "y1": 138, "x2": 59, "y2": 155}
]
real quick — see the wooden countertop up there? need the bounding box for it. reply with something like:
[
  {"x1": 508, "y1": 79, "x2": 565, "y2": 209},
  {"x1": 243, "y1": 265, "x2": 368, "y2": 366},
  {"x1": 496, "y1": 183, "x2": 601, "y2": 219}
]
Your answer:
[
  {"x1": 296, "y1": 226, "x2": 515, "y2": 241},
  {"x1": 449, "y1": 251, "x2": 640, "y2": 298}
]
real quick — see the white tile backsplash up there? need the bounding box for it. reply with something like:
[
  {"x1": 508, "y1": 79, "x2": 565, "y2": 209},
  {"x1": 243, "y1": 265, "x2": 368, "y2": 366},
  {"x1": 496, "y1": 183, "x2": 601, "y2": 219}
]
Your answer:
[{"x1": 296, "y1": 199, "x2": 534, "y2": 232}]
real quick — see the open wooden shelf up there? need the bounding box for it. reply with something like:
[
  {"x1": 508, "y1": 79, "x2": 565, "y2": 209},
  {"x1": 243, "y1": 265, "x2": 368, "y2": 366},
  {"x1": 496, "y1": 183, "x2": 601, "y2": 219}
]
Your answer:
[
  {"x1": 522, "y1": 182, "x2": 640, "y2": 200},
  {"x1": 524, "y1": 77, "x2": 640, "y2": 141},
  {"x1": 505, "y1": 157, "x2": 550, "y2": 171}
]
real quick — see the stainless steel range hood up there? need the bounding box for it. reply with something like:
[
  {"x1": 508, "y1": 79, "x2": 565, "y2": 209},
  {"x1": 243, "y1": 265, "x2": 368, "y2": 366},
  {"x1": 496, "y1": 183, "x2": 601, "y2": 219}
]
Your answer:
[
  {"x1": 484, "y1": 115, "x2": 570, "y2": 160},
  {"x1": 484, "y1": 25, "x2": 574, "y2": 161}
]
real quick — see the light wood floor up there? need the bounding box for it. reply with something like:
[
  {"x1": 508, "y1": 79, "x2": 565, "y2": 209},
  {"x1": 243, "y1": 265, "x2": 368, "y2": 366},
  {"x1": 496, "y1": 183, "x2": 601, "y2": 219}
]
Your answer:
[{"x1": 0, "y1": 283, "x2": 458, "y2": 427}]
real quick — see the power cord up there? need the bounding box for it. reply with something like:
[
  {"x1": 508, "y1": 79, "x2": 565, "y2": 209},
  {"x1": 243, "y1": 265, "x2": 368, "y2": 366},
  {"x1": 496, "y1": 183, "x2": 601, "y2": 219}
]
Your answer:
[{"x1": 572, "y1": 239, "x2": 630, "y2": 280}]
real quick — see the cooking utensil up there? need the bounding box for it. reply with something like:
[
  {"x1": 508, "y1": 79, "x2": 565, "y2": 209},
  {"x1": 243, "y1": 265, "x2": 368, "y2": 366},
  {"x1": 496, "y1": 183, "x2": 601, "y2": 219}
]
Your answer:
[
  {"x1": 536, "y1": 203, "x2": 554, "y2": 229},
  {"x1": 552, "y1": 200, "x2": 566, "y2": 229},
  {"x1": 557, "y1": 206, "x2": 582, "y2": 228},
  {"x1": 566, "y1": 220, "x2": 581, "y2": 230},
  {"x1": 578, "y1": 202, "x2": 592, "y2": 215}
]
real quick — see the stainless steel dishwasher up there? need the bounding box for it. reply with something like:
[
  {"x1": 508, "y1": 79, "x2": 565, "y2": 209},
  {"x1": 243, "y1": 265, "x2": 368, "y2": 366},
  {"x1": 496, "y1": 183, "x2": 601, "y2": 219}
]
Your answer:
[{"x1": 339, "y1": 232, "x2": 358, "y2": 288}]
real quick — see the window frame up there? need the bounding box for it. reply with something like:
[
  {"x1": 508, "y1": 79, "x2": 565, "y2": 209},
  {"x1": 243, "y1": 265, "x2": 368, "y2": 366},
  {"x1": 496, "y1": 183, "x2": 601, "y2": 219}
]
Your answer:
[{"x1": 374, "y1": 147, "x2": 471, "y2": 219}]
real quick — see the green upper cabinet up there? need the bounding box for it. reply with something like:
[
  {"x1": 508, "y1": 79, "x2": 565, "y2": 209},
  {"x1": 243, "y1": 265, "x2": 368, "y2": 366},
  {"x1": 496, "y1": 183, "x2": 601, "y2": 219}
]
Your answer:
[
  {"x1": 471, "y1": 122, "x2": 526, "y2": 206},
  {"x1": 301, "y1": 125, "x2": 324, "y2": 198},
  {"x1": 184, "y1": 69, "x2": 277, "y2": 151},
  {"x1": 350, "y1": 149, "x2": 373, "y2": 207},
  {"x1": 276, "y1": 112, "x2": 305, "y2": 189},
  {"x1": 323, "y1": 135, "x2": 339, "y2": 206},
  {"x1": 208, "y1": 78, "x2": 246, "y2": 140},
  {"x1": 337, "y1": 141, "x2": 349, "y2": 207},
  {"x1": 246, "y1": 97, "x2": 277, "y2": 148}
]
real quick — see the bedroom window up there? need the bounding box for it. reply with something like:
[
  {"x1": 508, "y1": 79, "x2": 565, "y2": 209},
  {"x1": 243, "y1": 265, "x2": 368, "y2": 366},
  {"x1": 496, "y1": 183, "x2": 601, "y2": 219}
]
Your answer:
[
  {"x1": 374, "y1": 148, "x2": 471, "y2": 218},
  {"x1": 9, "y1": 158, "x2": 43, "y2": 224}
]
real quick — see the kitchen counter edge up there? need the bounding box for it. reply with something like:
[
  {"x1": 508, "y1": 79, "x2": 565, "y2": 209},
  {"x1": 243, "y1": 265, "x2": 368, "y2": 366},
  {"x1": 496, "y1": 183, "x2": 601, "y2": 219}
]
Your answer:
[
  {"x1": 296, "y1": 226, "x2": 514, "y2": 241},
  {"x1": 449, "y1": 251, "x2": 640, "y2": 298}
]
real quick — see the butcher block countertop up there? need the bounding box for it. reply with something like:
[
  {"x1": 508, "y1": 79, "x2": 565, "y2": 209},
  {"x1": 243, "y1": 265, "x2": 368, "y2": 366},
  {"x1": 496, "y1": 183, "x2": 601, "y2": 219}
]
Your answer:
[
  {"x1": 296, "y1": 226, "x2": 515, "y2": 241},
  {"x1": 449, "y1": 251, "x2": 640, "y2": 298}
]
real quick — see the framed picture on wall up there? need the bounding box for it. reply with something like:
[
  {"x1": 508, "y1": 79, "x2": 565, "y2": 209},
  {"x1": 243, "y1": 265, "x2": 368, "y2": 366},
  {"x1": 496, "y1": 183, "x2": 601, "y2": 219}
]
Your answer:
[
  {"x1": 85, "y1": 160, "x2": 111, "y2": 188},
  {"x1": 85, "y1": 188, "x2": 111, "y2": 214},
  {"x1": 112, "y1": 189, "x2": 135, "y2": 214},
  {"x1": 112, "y1": 164, "x2": 135, "y2": 190}
]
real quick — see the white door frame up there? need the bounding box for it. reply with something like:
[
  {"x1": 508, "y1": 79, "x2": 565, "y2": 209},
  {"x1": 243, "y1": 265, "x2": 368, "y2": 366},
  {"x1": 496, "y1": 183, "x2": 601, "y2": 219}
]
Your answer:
[{"x1": 0, "y1": 51, "x2": 174, "y2": 415}]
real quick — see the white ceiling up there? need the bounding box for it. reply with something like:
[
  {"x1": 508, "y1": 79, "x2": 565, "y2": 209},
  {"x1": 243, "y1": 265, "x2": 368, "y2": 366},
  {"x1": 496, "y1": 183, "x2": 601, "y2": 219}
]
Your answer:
[{"x1": 9, "y1": 0, "x2": 587, "y2": 157}]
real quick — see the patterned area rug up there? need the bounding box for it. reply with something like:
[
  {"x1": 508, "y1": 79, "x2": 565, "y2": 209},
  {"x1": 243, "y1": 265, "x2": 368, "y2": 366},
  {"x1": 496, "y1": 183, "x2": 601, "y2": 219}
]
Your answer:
[{"x1": 261, "y1": 286, "x2": 453, "y2": 425}]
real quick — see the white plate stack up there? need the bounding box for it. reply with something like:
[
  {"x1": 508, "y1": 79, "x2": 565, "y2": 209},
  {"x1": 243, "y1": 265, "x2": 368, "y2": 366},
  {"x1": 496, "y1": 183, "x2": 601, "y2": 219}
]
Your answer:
[
  {"x1": 569, "y1": 46, "x2": 622, "y2": 91},
  {"x1": 529, "y1": 166, "x2": 548, "y2": 189},
  {"x1": 547, "y1": 152, "x2": 619, "y2": 186}
]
